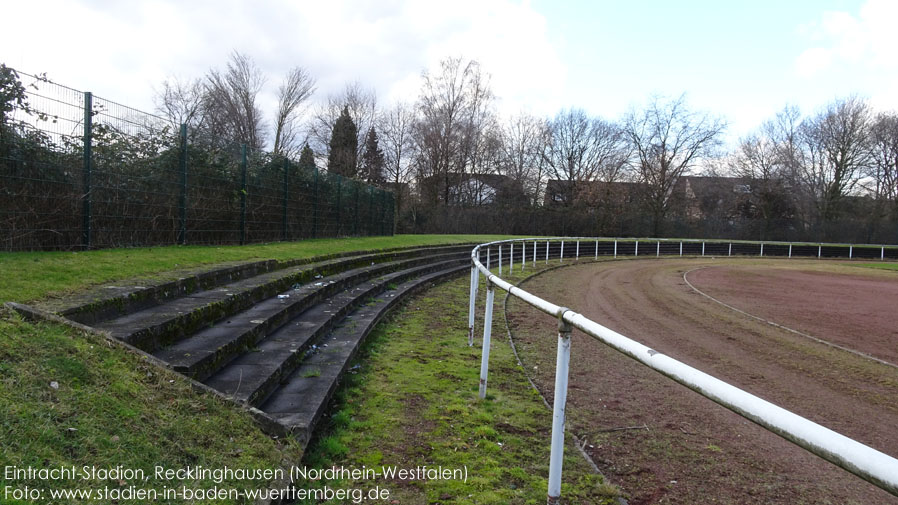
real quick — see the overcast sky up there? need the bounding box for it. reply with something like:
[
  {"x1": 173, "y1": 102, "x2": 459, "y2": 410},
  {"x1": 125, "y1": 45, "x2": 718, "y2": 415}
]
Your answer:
[{"x1": 2, "y1": 0, "x2": 896, "y2": 145}]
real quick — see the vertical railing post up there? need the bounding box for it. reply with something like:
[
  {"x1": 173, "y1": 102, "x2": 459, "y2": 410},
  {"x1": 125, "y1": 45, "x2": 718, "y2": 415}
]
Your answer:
[
  {"x1": 499, "y1": 245, "x2": 503, "y2": 275},
  {"x1": 614, "y1": 240, "x2": 618, "y2": 258},
  {"x1": 576, "y1": 240, "x2": 580, "y2": 260},
  {"x1": 510, "y1": 243, "x2": 514, "y2": 273},
  {"x1": 849, "y1": 245, "x2": 853, "y2": 259},
  {"x1": 240, "y1": 144, "x2": 248, "y2": 245},
  {"x1": 533, "y1": 240, "x2": 537, "y2": 267},
  {"x1": 789, "y1": 243, "x2": 793, "y2": 258},
  {"x1": 702, "y1": 242, "x2": 706, "y2": 256},
  {"x1": 468, "y1": 264, "x2": 477, "y2": 346},
  {"x1": 81, "y1": 91, "x2": 93, "y2": 250},
  {"x1": 679, "y1": 241, "x2": 683, "y2": 256},
  {"x1": 595, "y1": 239, "x2": 598, "y2": 260},
  {"x1": 818, "y1": 244, "x2": 822, "y2": 258},
  {"x1": 656, "y1": 241, "x2": 660, "y2": 256},
  {"x1": 177, "y1": 123, "x2": 187, "y2": 245},
  {"x1": 479, "y1": 282, "x2": 496, "y2": 399},
  {"x1": 560, "y1": 240, "x2": 564, "y2": 262},
  {"x1": 282, "y1": 158, "x2": 289, "y2": 242},
  {"x1": 760, "y1": 243, "x2": 764, "y2": 257},
  {"x1": 547, "y1": 316, "x2": 573, "y2": 505},
  {"x1": 522, "y1": 241, "x2": 525, "y2": 272},
  {"x1": 546, "y1": 240, "x2": 549, "y2": 264},
  {"x1": 882, "y1": 246, "x2": 885, "y2": 260},
  {"x1": 635, "y1": 240, "x2": 639, "y2": 257},
  {"x1": 728, "y1": 243, "x2": 732, "y2": 256}
]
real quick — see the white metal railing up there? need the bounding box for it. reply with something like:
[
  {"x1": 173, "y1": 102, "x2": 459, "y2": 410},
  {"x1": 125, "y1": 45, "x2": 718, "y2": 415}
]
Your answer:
[{"x1": 467, "y1": 237, "x2": 898, "y2": 505}]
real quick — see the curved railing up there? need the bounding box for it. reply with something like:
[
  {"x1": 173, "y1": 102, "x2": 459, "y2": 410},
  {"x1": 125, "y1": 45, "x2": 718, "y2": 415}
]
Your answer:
[{"x1": 467, "y1": 237, "x2": 898, "y2": 505}]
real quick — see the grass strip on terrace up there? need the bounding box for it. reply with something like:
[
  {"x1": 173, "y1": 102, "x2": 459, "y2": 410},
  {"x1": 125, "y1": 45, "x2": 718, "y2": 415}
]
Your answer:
[{"x1": 0, "y1": 234, "x2": 518, "y2": 303}]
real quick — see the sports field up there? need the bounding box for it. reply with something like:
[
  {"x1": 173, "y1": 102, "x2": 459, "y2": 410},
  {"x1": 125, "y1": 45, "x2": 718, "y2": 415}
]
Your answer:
[{"x1": 506, "y1": 258, "x2": 898, "y2": 504}]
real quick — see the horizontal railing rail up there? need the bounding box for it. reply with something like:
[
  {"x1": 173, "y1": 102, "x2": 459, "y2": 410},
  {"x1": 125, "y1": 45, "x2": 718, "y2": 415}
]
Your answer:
[{"x1": 467, "y1": 237, "x2": 898, "y2": 505}]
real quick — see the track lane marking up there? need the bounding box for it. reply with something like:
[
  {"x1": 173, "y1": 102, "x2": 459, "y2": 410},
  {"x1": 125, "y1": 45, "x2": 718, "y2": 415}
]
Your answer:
[{"x1": 683, "y1": 266, "x2": 898, "y2": 370}]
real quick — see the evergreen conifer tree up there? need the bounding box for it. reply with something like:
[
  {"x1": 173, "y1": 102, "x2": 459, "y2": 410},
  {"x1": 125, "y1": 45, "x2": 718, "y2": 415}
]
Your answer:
[
  {"x1": 361, "y1": 127, "x2": 386, "y2": 185},
  {"x1": 327, "y1": 106, "x2": 358, "y2": 178}
]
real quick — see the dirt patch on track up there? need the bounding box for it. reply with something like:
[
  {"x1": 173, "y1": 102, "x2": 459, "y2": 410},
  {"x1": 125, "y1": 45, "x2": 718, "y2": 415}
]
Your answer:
[
  {"x1": 506, "y1": 258, "x2": 898, "y2": 504},
  {"x1": 687, "y1": 263, "x2": 898, "y2": 364}
]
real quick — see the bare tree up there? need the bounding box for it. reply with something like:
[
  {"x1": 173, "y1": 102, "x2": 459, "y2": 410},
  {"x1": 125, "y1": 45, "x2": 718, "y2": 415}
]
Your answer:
[
  {"x1": 153, "y1": 76, "x2": 205, "y2": 134},
  {"x1": 413, "y1": 57, "x2": 494, "y2": 205},
  {"x1": 731, "y1": 131, "x2": 794, "y2": 238},
  {"x1": 543, "y1": 108, "x2": 630, "y2": 206},
  {"x1": 272, "y1": 66, "x2": 316, "y2": 158},
  {"x1": 797, "y1": 96, "x2": 872, "y2": 226},
  {"x1": 379, "y1": 102, "x2": 416, "y2": 224},
  {"x1": 624, "y1": 94, "x2": 725, "y2": 235},
  {"x1": 203, "y1": 51, "x2": 267, "y2": 150},
  {"x1": 500, "y1": 112, "x2": 547, "y2": 206},
  {"x1": 869, "y1": 112, "x2": 898, "y2": 210}
]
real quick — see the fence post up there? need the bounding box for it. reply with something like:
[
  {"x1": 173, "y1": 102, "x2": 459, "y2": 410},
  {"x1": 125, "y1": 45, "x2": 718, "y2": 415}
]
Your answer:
[
  {"x1": 368, "y1": 186, "x2": 374, "y2": 236},
  {"x1": 487, "y1": 247, "x2": 491, "y2": 270},
  {"x1": 510, "y1": 243, "x2": 513, "y2": 273},
  {"x1": 335, "y1": 175, "x2": 343, "y2": 236},
  {"x1": 576, "y1": 240, "x2": 580, "y2": 260},
  {"x1": 312, "y1": 165, "x2": 319, "y2": 238},
  {"x1": 882, "y1": 247, "x2": 885, "y2": 260},
  {"x1": 818, "y1": 245, "x2": 822, "y2": 258},
  {"x1": 547, "y1": 316, "x2": 573, "y2": 505},
  {"x1": 546, "y1": 240, "x2": 549, "y2": 264},
  {"x1": 635, "y1": 240, "x2": 638, "y2": 256},
  {"x1": 849, "y1": 245, "x2": 853, "y2": 259},
  {"x1": 680, "y1": 241, "x2": 683, "y2": 256},
  {"x1": 282, "y1": 158, "x2": 289, "y2": 242},
  {"x1": 614, "y1": 240, "x2": 618, "y2": 258},
  {"x1": 560, "y1": 240, "x2": 564, "y2": 262},
  {"x1": 81, "y1": 91, "x2": 93, "y2": 250},
  {"x1": 479, "y1": 282, "x2": 496, "y2": 399},
  {"x1": 499, "y1": 245, "x2": 503, "y2": 275},
  {"x1": 522, "y1": 241, "x2": 525, "y2": 272},
  {"x1": 353, "y1": 182, "x2": 359, "y2": 236},
  {"x1": 240, "y1": 144, "x2": 247, "y2": 245},
  {"x1": 789, "y1": 243, "x2": 793, "y2": 258},
  {"x1": 595, "y1": 239, "x2": 598, "y2": 260},
  {"x1": 468, "y1": 264, "x2": 477, "y2": 346},
  {"x1": 533, "y1": 240, "x2": 537, "y2": 267},
  {"x1": 728, "y1": 243, "x2": 732, "y2": 256},
  {"x1": 656, "y1": 241, "x2": 660, "y2": 256},
  {"x1": 702, "y1": 242, "x2": 706, "y2": 256},
  {"x1": 760, "y1": 243, "x2": 764, "y2": 257},
  {"x1": 178, "y1": 123, "x2": 187, "y2": 245}
]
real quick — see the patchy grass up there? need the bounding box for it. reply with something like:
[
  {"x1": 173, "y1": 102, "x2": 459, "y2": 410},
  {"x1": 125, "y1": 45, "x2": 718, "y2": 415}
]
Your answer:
[
  {"x1": 856, "y1": 262, "x2": 898, "y2": 272},
  {"x1": 298, "y1": 268, "x2": 620, "y2": 504},
  {"x1": 0, "y1": 234, "x2": 519, "y2": 303},
  {"x1": 0, "y1": 309, "x2": 302, "y2": 504}
]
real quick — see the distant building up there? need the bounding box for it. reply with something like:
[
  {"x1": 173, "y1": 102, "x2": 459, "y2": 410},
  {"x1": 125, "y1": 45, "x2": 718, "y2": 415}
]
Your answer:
[{"x1": 419, "y1": 173, "x2": 527, "y2": 206}]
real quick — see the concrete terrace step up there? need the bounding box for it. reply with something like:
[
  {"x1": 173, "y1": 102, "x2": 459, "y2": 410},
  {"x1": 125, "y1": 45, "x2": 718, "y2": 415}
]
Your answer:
[
  {"x1": 91, "y1": 246, "x2": 470, "y2": 352},
  {"x1": 153, "y1": 251, "x2": 465, "y2": 381},
  {"x1": 261, "y1": 263, "x2": 468, "y2": 446},
  {"x1": 203, "y1": 257, "x2": 466, "y2": 407}
]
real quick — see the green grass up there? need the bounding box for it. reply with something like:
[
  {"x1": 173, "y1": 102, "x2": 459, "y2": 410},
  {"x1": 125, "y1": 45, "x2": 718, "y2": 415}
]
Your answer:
[
  {"x1": 0, "y1": 308, "x2": 302, "y2": 504},
  {"x1": 856, "y1": 262, "x2": 898, "y2": 271},
  {"x1": 0, "y1": 234, "x2": 518, "y2": 303},
  {"x1": 297, "y1": 271, "x2": 620, "y2": 504}
]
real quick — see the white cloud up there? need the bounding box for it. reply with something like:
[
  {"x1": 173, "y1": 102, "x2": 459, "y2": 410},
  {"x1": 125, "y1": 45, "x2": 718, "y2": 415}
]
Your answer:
[
  {"x1": 794, "y1": 0, "x2": 898, "y2": 76},
  {"x1": 0, "y1": 0, "x2": 566, "y2": 121}
]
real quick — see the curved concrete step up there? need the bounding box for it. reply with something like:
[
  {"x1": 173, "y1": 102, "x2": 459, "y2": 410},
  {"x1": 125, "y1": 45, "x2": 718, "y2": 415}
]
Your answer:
[
  {"x1": 91, "y1": 246, "x2": 470, "y2": 351},
  {"x1": 154, "y1": 251, "x2": 463, "y2": 381},
  {"x1": 203, "y1": 258, "x2": 466, "y2": 407},
  {"x1": 260, "y1": 263, "x2": 467, "y2": 446}
]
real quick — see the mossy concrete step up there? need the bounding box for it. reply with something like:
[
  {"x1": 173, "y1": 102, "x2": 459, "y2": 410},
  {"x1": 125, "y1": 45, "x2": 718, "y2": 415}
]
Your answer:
[
  {"x1": 203, "y1": 258, "x2": 466, "y2": 407},
  {"x1": 153, "y1": 251, "x2": 465, "y2": 381},
  {"x1": 93, "y1": 248, "x2": 470, "y2": 352},
  {"x1": 261, "y1": 263, "x2": 468, "y2": 447},
  {"x1": 53, "y1": 244, "x2": 473, "y2": 326}
]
